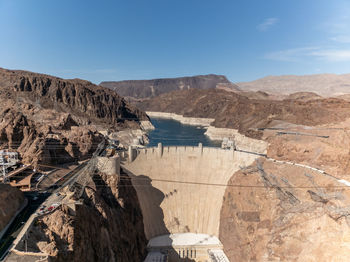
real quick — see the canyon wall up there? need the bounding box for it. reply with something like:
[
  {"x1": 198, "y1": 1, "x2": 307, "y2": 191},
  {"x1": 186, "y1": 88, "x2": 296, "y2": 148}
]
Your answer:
[
  {"x1": 220, "y1": 159, "x2": 350, "y2": 262},
  {"x1": 14, "y1": 171, "x2": 147, "y2": 262},
  {"x1": 0, "y1": 184, "x2": 25, "y2": 234},
  {"x1": 0, "y1": 68, "x2": 148, "y2": 166}
]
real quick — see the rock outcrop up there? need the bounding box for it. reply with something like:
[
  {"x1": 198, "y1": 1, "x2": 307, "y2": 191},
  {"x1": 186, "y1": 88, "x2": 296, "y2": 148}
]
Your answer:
[
  {"x1": 220, "y1": 159, "x2": 350, "y2": 261},
  {"x1": 20, "y1": 170, "x2": 147, "y2": 261},
  {"x1": 0, "y1": 68, "x2": 148, "y2": 128},
  {"x1": 0, "y1": 184, "x2": 24, "y2": 232},
  {"x1": 0, "y1": 68, "x2": 148, "y2": 166}
]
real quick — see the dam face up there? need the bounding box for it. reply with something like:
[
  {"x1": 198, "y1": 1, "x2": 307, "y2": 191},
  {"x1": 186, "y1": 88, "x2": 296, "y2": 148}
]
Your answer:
[{"x1": 123, "y1": 144, "x2": 259, "y2": 240}]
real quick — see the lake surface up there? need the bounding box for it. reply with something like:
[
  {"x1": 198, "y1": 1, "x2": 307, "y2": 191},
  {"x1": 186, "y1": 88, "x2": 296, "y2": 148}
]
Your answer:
[{"x1": 147, "y1": 118, "x2": 221, "y2": 147}]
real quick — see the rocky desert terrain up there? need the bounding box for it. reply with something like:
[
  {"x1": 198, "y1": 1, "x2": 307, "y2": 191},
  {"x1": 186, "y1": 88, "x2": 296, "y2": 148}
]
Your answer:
[
  {"x1": 137, "y1": 88, "x2": 350, "y2": 138},
  {"x1": 0, "y1": 184, "x2": 24, "y2": 233},
  {"x1": 237, "y1": 73, "x2": 350, "y2": 97},
  {"x1": 15, "y1": 169, "x2": 147, "y2": 262},
  {"x1": 220, "y1": 158, "x2": 350, "y2": 262},
  {"x1": 0, "y1": 68, "x2": 148, "y2": 166}
]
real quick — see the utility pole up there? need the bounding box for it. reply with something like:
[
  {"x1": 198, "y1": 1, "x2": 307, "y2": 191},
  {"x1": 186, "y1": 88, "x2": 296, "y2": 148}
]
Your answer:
[
  {"x1": 0, "y1": 155, "x2": 6, "y2": 182},
  {"x1": 25, "y1": 230, "x2": 28, "y2": 252}
]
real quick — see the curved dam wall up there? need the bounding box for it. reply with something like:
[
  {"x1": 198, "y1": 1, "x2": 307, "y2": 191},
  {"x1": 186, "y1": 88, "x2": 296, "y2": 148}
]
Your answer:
[{"x1": 122, "y1": 144, "x2": 261, "y2": 240}]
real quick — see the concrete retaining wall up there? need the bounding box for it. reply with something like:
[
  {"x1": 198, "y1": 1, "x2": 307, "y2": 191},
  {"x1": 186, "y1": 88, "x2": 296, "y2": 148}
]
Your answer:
[
  {"x1": 205, "y1": 126, "x2": 268, "y2": 154},
  {"x1": 123, "y1": 144, "x2": 259, "y2": 239}
]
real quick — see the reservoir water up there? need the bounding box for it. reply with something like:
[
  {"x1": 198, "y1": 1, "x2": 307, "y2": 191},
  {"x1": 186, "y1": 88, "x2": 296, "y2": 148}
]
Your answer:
[{"x1": 147, "y1": 118, "x2": 221, "y2": 147}]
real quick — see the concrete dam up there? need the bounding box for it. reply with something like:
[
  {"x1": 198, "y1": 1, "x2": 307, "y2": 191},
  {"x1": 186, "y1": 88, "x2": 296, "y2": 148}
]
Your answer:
[{"x1": 122, "y1": 143, "x2": 264, "y2": 261}]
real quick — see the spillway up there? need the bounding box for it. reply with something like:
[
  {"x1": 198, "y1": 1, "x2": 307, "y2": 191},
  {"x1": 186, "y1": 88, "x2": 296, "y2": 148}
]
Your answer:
[{"x1": 122, "y1": 143, "x2": 262, "y2": 261}]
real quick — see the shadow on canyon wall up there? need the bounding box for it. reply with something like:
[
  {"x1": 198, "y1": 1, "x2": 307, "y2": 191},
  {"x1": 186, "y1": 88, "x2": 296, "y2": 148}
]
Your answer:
[{"x1": 123, "y1": 169, "x2": 195, "y2": 262}]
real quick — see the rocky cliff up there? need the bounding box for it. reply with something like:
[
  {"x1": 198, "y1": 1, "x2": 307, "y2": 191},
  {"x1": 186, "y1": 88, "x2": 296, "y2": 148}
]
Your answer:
[
  {"x1": 100, "y1": 74, "x2": 238, "y2": 99},
  {"x1": 0, "y1": 68, "x2": 148, "y2": 128},
  {"x1": 0, "y1": 184, "x2": 24, "y2": 232},
  {"x1": 220, "y1": 159, "x2": 350, "y2": 261},
  {"x1": 0, "y1": 68, "x2": 148, "y2": 166},
  {"x1": 18, "y1": 170, "x2": 147, "y2": 261}
]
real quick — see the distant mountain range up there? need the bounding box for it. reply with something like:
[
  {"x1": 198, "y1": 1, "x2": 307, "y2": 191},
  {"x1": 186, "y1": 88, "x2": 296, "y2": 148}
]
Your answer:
[
  {"x1": 236, "y1": 74, "x2": 350, "y2": 97},
  {"x1": 101, "y1": 73, "x2": 350, "y2": 99},
  {"x1": 100, "y1": 74, "x2": 239, "y2": 99}
]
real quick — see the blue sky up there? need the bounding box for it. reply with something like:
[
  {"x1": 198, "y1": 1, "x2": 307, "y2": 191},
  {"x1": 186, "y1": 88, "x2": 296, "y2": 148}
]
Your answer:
[{"x1": 0, "y1": 0, "x2": 350, "y2": 84}]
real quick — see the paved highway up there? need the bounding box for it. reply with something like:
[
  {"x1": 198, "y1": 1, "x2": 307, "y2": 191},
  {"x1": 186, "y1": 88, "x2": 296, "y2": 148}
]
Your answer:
[
  {"x1": 0, "y1": 140, "x2": 106, "y2": 261},
  {"x1": 0, "y1": 192, "x2": 49, "y2": 260},
  {"x1": 0, "y1": 158, "x2": 93, "y2": 260}
]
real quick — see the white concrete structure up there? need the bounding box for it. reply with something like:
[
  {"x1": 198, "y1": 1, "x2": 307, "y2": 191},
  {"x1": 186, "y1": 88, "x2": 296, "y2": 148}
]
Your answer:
[
  {"x1": 221, "y1": 137, "x2": 236, "y2": 150},
  {"x1": 123, "y1": 143, "x2": 265, "y2": 261},
  {"x1": 146, "y1": 233, "x2": 229, "y2": 262},
  {"x1": 205, "y1": 126, "x2": 267, "y2": 154},
  {"x1": 123, "y1": 144, "x2": 260, "y2": 240},
  {"x1": 0, "y1": 150, "x2": 19, "y2": 177},
  {"x1": 148, "y1": 233, "x2": 222, "y2": 247}
]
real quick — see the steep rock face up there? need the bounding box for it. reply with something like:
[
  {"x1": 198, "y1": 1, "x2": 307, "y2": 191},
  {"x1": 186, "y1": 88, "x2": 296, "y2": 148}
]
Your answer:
[
  {"x1": 0, "y1": 68, "x2": 149, "y2": 165},
  {"x1": 0, "y1": 109, "x2": 36, "y2": 148},
  {"x1": 23, "y1": 171, "x2": 147, "y2": 261},
  {"x1": 0, "y1": 184, "x2": 25, "y2": 231},
  {"x1": 100, "y1": 74, "x2": 238, "y2": 99},
  {"x1": 0, "y1": 68, "x2": 148, "y2": 128},
  {"x1": 0, "y1": 106, "x2": 104, "y2": 166},
  {"x1": 219, "y1": 159, "x2": 350, "y2": 262},
  {"x1": 73, "y1": 172, "x2": 147, "y2": 262}
]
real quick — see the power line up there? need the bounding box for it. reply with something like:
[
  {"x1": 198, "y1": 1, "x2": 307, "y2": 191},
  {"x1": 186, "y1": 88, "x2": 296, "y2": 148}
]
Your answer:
[
  {"x1": 79, "y1": 175, "x2": 350, "y2": 190},
  {"x1": 6, "y1": 158, "x2": 350, "y2": 191}
]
